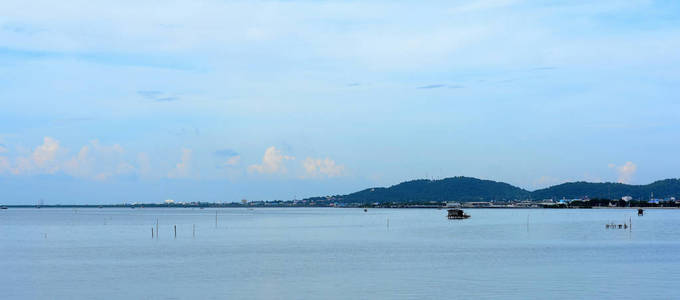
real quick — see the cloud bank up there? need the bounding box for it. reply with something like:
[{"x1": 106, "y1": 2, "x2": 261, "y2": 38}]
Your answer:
[
  {"x1": 302, "y1": 157, "x2": 345, "y2": 178},
  {"x1": 248, "y1": 146, "x2": 294, "y2": 174},
  {"x1": 0, "y1": 137, "x2": 138, "y2": 180}
]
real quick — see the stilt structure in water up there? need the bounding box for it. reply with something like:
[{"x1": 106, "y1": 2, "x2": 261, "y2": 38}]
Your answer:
[{"x1": 447, "y1": 209, "x2": 470, "y2": 219}]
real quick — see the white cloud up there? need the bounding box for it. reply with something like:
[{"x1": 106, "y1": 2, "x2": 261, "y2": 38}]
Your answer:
[
  {"x1": 224, "y1": 155, "x2": 240, "y2": 167},
  {"x1": 610, "y1": 161, "x2": 637, "y2": 184},
  {"x1": 168, "y1": 148, "x2": 193, "y2": 178},
  {"x1": 302, "y1": 157, "x2": 345, "y2": 178},
  {"x1": 62, "y1": 144, "x2": 92, "y2": 177},
  {"x1": 0, "y1": 138, "x2": 175, "y2": 180},
  {"x1": 248, "y1": 146, "x2": 294, "y2": 174},
  {"x1": 61, "y1": 140, "x2": 132, "y2": 180},
  {"x1": 32, "y1": 137, "x2": 60, "y2": 166},
  {"x1": 11, "y1": 137, "x2": 63, "y2": 174}
]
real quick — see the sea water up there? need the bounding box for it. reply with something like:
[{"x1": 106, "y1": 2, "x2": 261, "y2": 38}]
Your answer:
[{"x1": 1, "y1": 208, "x2": 678, "y2": 299}]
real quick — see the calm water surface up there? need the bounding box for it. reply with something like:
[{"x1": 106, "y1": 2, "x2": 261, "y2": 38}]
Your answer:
[{"x1": 1, "y1": 208, "x2": 678, "y2": 299}]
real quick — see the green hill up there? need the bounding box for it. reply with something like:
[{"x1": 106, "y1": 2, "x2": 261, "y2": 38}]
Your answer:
[
  {"x1": 336, "y1": 176, "x2": 530, "y2": 203},
  {"x1": 310, "y1": 177, "x2": 680, "y2": 203},
  {"x1": 531, "y1": 179, "x2": 680, "y2": 200}
]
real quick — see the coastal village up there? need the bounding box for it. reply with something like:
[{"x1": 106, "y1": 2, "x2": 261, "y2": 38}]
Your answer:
[{"x1": 335, "y1": 196, "x2": 680, "y2": 209}]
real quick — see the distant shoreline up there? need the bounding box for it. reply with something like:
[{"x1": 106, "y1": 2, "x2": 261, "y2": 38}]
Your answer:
[{"x1": 1, "y1": 205, "x2": 678, "y2": 209}]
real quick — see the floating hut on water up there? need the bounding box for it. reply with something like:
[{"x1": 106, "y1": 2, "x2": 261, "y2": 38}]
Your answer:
[{"x1": 447, "y1": 209, "x2": 470, "y2": 219}]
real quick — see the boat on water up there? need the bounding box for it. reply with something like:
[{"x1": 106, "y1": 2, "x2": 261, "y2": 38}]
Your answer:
[
  {"x1": 447, "y1": 209, "x2": 470, "y2": 219},
  {"x1": 0, "y1": 206, "x2": 7, "y2": 210}
]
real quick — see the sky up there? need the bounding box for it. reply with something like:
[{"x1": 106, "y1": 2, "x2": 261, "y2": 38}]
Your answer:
[{"x1": 1, "y1": 0, "x2": 679, "y2": 204}]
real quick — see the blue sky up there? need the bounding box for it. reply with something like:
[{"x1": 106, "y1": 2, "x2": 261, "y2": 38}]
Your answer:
[{"x1": 1, "y1": 0, "x2": 679, "y2": 204}]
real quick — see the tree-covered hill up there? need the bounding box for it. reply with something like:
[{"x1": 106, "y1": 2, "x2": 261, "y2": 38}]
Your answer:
[
  {"x1": 307, "y1": 177, "x2": 680, "y2": 204},
  {"x1": 334, "y1": 176, "x2": 531, "y2": 203},
  {"x1": 531, "y1": 179, "x2": 680, "y2": 200}
]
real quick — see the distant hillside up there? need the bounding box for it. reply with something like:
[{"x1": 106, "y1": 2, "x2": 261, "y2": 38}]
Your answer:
[
  {"x1": 531, "y1": 179, "x2": 680, "y2": 200},
  {"x1": 308, "y1": 177, "x2": 680, "y2": 203},
  {"x1": 334, "y1": 176, "x2": 530, "y2": 203}
]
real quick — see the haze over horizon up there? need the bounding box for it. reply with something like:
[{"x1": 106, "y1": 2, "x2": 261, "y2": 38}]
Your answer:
[{"x1": 2, "y1": 0, "x2": 679, "y2": 204}]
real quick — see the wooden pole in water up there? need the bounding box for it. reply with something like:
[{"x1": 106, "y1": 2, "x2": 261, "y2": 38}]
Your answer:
[
  {"x1": 215, "y1": 210, "x2": 218, "y2": 228},
  {"x1": 387, "y1": 217, "x2": 389, "y2": 229},
  {"x1": 193, "y1": 224, "x2": 195, "y2": 238},
  {"x1": 174, "y1": 225, "x2": 177, "y2": 239},
  {"x1": 151, "y1": 227, "x2": 154, "y2": 238}
]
